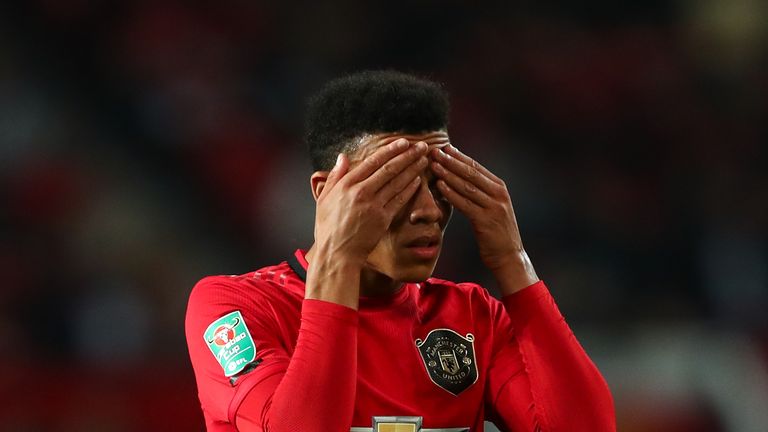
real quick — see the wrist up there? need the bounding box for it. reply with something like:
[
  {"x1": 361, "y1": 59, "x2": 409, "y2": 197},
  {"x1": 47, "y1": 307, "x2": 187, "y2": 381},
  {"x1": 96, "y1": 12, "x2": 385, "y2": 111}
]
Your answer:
[
  {"x1": 305, "y1": 246, "x2": 363, "y2": 309},
  {"x1": 311, "y1": 241, "x2": 368, "y2": 269},
  {"x1": 491, "y1": 250, "x2": 539, "y2": 296}
]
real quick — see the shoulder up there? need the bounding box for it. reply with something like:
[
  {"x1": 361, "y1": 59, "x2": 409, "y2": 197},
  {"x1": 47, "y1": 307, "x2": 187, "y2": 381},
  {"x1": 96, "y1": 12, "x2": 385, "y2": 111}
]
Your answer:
[
  {"x1": 189, "y1": 273, "x2": 258, "y2": 299},
  {"x1": 185, "y1": 261, "x2": 306, "y2": 351},
  {"x1": 188, "y1": 273, "x2": 259, "y2": 307},
  {"x1": 186, "y1": 261, "x2": 300, "y2": 317}
]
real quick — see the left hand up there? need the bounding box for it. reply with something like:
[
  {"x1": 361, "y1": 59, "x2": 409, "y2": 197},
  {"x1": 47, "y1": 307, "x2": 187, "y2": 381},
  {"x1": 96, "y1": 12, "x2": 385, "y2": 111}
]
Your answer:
[{"x1": 430, "y1": 144, "x2": 538, "y2": 294}]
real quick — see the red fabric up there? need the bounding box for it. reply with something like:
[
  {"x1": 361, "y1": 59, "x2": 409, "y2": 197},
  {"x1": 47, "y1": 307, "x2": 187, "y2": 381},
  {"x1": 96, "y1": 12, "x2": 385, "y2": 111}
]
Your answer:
[
  {"x1": 492, "y1": 282, "x2": 616, "y2": 431},
  {"x1": 185, "y1": 249, "x2": 615, "y2": 431}
]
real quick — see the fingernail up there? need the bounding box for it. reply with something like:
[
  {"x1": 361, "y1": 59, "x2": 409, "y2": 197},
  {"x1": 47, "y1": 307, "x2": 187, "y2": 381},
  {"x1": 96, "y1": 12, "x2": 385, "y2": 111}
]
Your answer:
[
  {"x1": 335, "y1": 153, "x2": 343, "y2": 167},
  {"x1": 396, "y1": 138, "x2": 408, "y2": 149},
  {"x1": 415, "y1": 142, "x2": 427, "y2": 151}
]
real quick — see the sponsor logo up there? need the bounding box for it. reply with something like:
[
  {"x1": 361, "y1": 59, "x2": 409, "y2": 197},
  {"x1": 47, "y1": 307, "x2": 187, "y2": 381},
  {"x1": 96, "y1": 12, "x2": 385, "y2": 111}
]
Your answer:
[
  {"x1": 203, "y1": 311, "x2": 257, "y2": 377},
  {"x1": 373, "y1": 416, "x2": 421, "y2": 432},
  {"x1": 209, "y1": 319, "x2": 238, "y2": 346},
  {"x1": 415, "y1": 329, "x2": 478, "y2": 396}
]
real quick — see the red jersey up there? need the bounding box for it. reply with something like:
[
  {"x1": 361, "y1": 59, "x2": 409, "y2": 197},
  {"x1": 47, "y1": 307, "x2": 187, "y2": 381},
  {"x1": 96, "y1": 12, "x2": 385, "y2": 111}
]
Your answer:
[{"x1": 185, "y1": 249, "x2": 614, "y2": 431}]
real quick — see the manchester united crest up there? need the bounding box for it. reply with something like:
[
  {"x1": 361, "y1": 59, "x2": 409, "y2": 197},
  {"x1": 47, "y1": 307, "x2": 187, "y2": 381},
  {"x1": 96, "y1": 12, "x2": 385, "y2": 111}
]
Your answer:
[{"x1": 415, "y1": 328, "x2": 478, "y2": 396}]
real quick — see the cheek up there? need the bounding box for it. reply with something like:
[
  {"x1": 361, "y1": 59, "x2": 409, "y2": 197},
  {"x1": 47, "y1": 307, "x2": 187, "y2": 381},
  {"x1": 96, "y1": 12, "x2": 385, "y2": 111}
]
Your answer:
[
  {"x1": 440, "y1": 202, "x2": 453, "y2": 230},
  {"x1": 366, "y1": 232, "x2": 399, "y2": 267}
]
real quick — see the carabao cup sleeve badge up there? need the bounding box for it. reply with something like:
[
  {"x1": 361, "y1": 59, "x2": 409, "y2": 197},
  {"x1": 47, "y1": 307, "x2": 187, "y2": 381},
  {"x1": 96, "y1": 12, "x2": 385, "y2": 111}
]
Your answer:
[
  {"x1": 415, "y1": 328, "x2": 478, "y2": 396},
  {"x1": 204, "y1": 311, "x2": 257, "y2": 377}
]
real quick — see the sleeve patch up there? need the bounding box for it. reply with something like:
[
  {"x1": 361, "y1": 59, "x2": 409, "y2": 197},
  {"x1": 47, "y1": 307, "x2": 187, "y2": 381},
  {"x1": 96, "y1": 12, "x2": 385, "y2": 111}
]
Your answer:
[{"x1": 203, "y1": 311, "x2": 257, "y2": 377}]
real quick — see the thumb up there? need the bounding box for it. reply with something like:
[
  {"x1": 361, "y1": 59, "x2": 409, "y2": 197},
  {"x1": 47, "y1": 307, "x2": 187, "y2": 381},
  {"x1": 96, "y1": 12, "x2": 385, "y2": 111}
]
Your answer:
[{"x1": 322, "y1": 153, "x2": 348, "y2": 196}]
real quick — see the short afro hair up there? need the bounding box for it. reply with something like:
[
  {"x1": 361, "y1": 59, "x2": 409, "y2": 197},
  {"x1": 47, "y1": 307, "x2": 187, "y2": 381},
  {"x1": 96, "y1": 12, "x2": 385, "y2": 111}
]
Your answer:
[{"x1": 305, "y1": 70, "x2": 450, "y2": 171}]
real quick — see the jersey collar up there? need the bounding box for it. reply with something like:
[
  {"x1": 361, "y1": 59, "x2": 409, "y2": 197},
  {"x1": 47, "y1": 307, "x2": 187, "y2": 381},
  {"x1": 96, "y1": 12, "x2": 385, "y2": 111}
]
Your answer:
[{"x1": 287, "y1": 249, "x2": 308, "y2": 282}]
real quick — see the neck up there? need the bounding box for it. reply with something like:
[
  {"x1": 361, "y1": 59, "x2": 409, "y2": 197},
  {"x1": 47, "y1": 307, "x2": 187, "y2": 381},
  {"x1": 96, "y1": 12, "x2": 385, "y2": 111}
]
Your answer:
[{"x1": 305, "y1": 244, "x2": 403, "y2": 297}]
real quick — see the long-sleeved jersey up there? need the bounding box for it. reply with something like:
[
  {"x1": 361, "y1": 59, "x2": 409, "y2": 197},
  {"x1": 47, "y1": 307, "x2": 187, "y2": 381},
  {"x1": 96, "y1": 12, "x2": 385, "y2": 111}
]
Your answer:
[{"x1": 185, "y1": 249, "x2": 615, "y2": 431}]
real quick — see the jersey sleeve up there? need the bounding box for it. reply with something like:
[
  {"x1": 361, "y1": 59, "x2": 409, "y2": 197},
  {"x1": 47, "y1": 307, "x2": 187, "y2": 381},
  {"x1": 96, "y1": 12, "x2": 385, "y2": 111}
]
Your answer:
[
  {"x1": 185, "y1": 277, "x2": 291, "y2": 427},
  {"x1": 484, "y1": 281, "x2": 615, "y2": 431},
  {"x1": 185, "y1": 276, "x2": 359, "y2": 432}
]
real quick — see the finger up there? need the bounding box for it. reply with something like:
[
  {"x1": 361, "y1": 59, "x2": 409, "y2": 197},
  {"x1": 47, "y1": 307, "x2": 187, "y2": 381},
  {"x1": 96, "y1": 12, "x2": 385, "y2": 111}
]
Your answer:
[
  {"x1": 319, "y1": 153, "x2": 349, "y2": 199},
  {"x1": 432, "y1": 147, "x2": 500, "y2": 197},
  {"x1": 442, "y1": 145, "x2": 503, "y2": 185},
  {"x1": 430, "y1": 160, "x2": 494, "y2": 208},
  {"x1": 436, "y1": 178, "x2": 483, "y2": 216},
  {"x1": 377, "y1": 155, "x2": 428, "y2": 204},
  {"x1": 362, "y1": 141, "x2": 429, "y2": 193},
  {"x1": 343, "y1": 138, "x2": 411, "y2": 184},
  {"x1": 349, "y1": 141, "x2": 426, "y2": 195},
  {"x1": 383, "y1": 175, "x2": 421, "y2": 214}
]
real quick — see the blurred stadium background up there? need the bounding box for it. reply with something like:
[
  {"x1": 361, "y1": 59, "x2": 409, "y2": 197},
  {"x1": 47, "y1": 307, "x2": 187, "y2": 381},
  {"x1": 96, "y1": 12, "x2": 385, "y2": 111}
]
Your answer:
[{"x1": 1, "y1": 1, "x2": 767, "y2": 431}]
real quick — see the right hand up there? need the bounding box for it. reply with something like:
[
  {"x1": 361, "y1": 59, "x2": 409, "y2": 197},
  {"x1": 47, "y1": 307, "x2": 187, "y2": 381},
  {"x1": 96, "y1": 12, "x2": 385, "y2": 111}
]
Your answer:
[{"x1": 313, "y1": 138, "x2": 429, "y2": 267}]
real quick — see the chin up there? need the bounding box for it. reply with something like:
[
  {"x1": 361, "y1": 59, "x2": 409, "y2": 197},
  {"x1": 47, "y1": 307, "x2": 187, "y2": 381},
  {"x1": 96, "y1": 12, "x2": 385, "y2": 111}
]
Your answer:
[{"x1": 394, "y1": 262, "x2": 437, "y2": 283}]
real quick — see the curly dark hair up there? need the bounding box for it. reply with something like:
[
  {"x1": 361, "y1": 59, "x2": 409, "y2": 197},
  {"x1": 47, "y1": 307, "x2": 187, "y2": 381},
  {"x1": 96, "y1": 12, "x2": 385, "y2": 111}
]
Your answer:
[{"x1": 305, "y1": 70, "x2": 450, "y2": 171}]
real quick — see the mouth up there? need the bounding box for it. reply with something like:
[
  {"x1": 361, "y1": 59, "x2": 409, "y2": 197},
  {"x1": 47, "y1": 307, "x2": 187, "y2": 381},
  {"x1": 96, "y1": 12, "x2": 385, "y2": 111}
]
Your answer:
[{"x1": 404, "y1": 234, "x2": 441, "y2": 260}]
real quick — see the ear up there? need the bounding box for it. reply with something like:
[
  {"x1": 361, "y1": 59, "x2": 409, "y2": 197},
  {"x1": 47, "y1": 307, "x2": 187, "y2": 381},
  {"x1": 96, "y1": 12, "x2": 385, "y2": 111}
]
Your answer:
[{"x1": 310, "y1": 171, "x2": 329, "y2": 202}]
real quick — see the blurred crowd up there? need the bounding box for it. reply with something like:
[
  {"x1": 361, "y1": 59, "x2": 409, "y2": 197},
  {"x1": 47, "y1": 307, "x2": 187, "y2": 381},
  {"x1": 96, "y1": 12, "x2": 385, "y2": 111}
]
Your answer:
[{"x1": 1, "y1": 1, "x2": 767, "y2": 431}]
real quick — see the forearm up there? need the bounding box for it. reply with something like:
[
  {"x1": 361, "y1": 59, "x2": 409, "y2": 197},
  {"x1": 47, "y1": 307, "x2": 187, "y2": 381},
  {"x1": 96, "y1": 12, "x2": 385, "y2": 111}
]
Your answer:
[
  {"x1": 237, "y1": 249, "x2": 361, "y2": 431},
  {"x1": 501, "y1": 282, "x2": 615, "y2": 431},
  {"x1": 240, "y1": 299, "x2": 359, "y2": 431}
]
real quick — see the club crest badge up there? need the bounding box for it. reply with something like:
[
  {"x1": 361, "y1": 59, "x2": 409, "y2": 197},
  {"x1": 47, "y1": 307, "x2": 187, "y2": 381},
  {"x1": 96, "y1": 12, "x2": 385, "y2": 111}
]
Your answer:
[
  {"x1": 415, "y1": 328, "x2": 478, "y2": 396},
  {"x1": 204, "y1": 311, "x2": 256, "y2": 377}
]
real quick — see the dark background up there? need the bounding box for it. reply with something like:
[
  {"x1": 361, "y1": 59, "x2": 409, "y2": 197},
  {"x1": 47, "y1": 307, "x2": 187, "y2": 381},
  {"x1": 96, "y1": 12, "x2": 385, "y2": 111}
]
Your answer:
[{"x1": 1, "y1": 1, "x2": 767, "y2": 431}]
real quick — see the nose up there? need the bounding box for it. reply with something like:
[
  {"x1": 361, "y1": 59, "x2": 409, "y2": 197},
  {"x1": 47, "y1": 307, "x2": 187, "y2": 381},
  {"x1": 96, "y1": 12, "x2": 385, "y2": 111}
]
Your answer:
[{"x1": 408, "y1": 179, "x2": 444, "y2": 224}]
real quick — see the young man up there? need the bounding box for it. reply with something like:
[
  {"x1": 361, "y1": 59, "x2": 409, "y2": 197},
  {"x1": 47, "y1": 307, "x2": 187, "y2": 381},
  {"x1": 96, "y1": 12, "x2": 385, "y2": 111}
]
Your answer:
[{"x1": 185, "y1": 71, "x2": 615, "y2": 431}]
